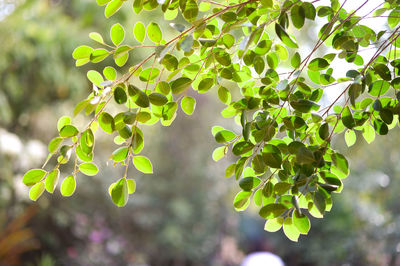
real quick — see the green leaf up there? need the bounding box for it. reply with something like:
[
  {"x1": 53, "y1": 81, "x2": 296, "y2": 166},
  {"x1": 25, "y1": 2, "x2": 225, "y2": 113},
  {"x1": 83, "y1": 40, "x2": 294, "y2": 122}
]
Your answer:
[
  {"x1": 313, "y1": 191, "x2": 326, "y2": 214},
  {"x1": 139, "y1": 68, "x2": 160, "y2": 83},
  {"x1": 218, "y1": 86, "x2": 231, "y2": 105},
  {"x1": 239, "y1": 177, "x2": 261, "y2": 191},
  {"x1": 79, "y1": 162, "x2": 99, "y2": 176},
  {"x1": 181, "y1": 96, "x2": 196, "y2": 115},
  {"x1": 105, "y1": 0, "x2": 124, "y2": 18},
  {"x1": 161, "y1": 54, "x2": 178, "y2": 71},
  {"x1": 127, "y1": 179, "x2": 136, "y2": 194},
  {"x1": 90, "y1": 49, "x2": 110, "y2": 63},
  {"x1": 283, "y1": 217, "x2": 300, "y2": 242},
  {"x1": 198, "y1": 78, "x2": 214, "y2": 93},
  {"x1": 134, "y1": 22, "x2": 146, "y2": 43},
  {"x1": 259, "y1": 203, "x2": 287, "y2": 219},
  {"x1": 132, "y1": 156, "x2": 153, "y2": 174},
  {"x1": 110, "y1": 23, "x2": 125, "y2": 46},
  {"x1": 233, "y1": 191, "x2": 251, "y2": 211},
  {"x1": 260, "y1": 0, "x2": 273, "y2": 8},
  {"x1": 114, "y1": 87, "x2": 127, "y2": 104},
  {"x1": 291, "y1": 52, "x2": 301, "y2": 68},
  {"x1": 262, "y1": 148, "x2": 282, "y2": 169},
  {"x1": 266, "y1": 52, "x2": 279, "y2": 69},
  {"x1": 291, "y1": 4, "x2": 305, "y2": 29},
  {"x1": 331, "y1": 153, "x2": 349, "y2": 178},
  {"x1": 275, "y1": 23, "x2": 298, "y2": 48},
  {"x1": 274, "y1": 182, "x2": 291, "y2": 195},
  {"x1": 103, "y1": 66, "x2": 116, "y2": 80},
  {"x1": 232, "y1": 142, "x2": 254, "y2": 156},
  {"x1": 374, "y1": 64, "x2": 391, "y2": 81},
  {"x1": 59, "y1": 125, "x2": 79, "y2": 138},
  {"x1": 60, "y1": 175, "x2": 76, "y2": 197},
  {"x1": 87, "y1": 70, "x2": 104, "y2": 87},
  {"x1": 89, "y1": 32, "x2": 104, "y2": 44},
  {"x1": 48, "y1": 137, "x2": 63, "y2": 154},
  {"x1": 292, "y1": 210, "x2": 310, "y2": 234},
  {"x1": 99, "y1": 112, "x2": 115, "y2": 134},
  {"x1": 29, "y1": 182, "x2": 45, "y2": 202},
  {"x1": 308, "y1": 58, "x2": 329, "y2": 71},
  {"x1": 111, "y1": 178, "x2": 128, "y2": 207},
  {"x1": 215, "y1": 130, "x2": 236, "y2": 143},
  {"x1": 171, "y1": 77, "x2": 192, "y2": 94},
  {"x1": 72, "y1": 46, "x2": 93, "y2": 59},
  {"x1": 318, "y1": 123, "x2": 330, "y2": 140},
  {"x1": 147, "y1": 22, "x2": 162, "y2": 43},
  {"x1": 362, "y1": 123, "x2": 375, "y2": 144},
  {"x1": 345, "y1": 129, "x2": 356, "y2": 147},
  {"x1": 302, "y1": 2, "x2": 316, "y2": 20},
  {"x1": 342, "y1": 106, "x2": 355, "y2": 129},
  {"x1": 183, "y1": 0, "x2": 198, "y2": 22},
  {"x1": 388, "y1": 10, "x2": 400, "y2": 29},
  {"x1": 97, "y1": 0, "x2": 111, "y2": 6},
  {"x1": 212, "y1": 146, "x2": 226, "y2": 162},
  {"x1": 290, "y1": 99, "x2": 320, "y2": 113},
  {"x1": 264, "y1": 217, "x2": 283, "y2": 232},
  {"x1": 374, "y1": 118, "x2": 389, "y2": 135},
  {"x1": 368, "y1": 80, "x2": 390, "y2": 96},
  {"x1": 162, "y1": 102, "x2": 178, "y2": 121},
  {"x1": 129, "y1": 86, "x2": 150, "y2": 108},
  {"x1": 111, "y1": 147, "x2": 129, "y2": 162},
  {"x1": 296, "y1": 147, "x2": 315, "y2": 165},
  {"x1": 149, "y1": 93, "x2": 168, "y2": 106},
  {"x1": 45, "y1": 169, "x2": 59, "y2": 194}
]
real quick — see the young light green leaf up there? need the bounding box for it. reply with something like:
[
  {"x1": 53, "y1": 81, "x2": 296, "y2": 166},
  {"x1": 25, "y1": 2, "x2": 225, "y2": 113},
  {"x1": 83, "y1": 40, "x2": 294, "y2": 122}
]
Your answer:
[
  {"x1": 57, "y1": 116, "x2": 71, "y2": 132},
  {"x1": 132, "y1": 156, "x2": 153, "y2": 174},
  {"x1": 105, "y1": 0, "x2": 124, "y2": 18},
  {"x1": 212, "y1": 146, "x2": 226, "y2": 162},
  {"x1": 48, "y1": 137, "x2": 63, "y2": 154},
  {"x1": 147, "y1": 22, "x2": 162, "y2": 43},
  {"x1": 111, "y1": 147, "x2": 129, "y2": 162},
  {"x1": 345, "y1": 129, "x2": 356, "y2": 147},
  {"x1": 127, "y1": 179, "x2": 136, "y2": 194},
  {"x1": 89, "y1": 32, "x2": 104, "y2": 44},
  {"x1": 79, "y1": 162, "x2": 99, "y2": 176},
  {"x1": 292, "y1": 210, "x2": 311, "y2": 234},
  {"x1": 23, "y1": 169, "x2": 47, "y2": 186},
  {"x1": 233, "y1": 191, "x2": 251, "y2": 211},
  {"x1": 362, "y1": 123, "x2": 375, "y2": 144},
  {"x1": 60, "y1": 175, "x2": 76, "y2": 197},
  {"x1": 181, "y1": 96, "x2": 196, "y2": 115},
  {"x1": 59, "y1": 125, "x2": 79, "y2": 138},
  {"x1": 99, "y1": 112, "x2": 115, "y2": 134},
  {"x1": 72, "y1": 46, "x2": 93, "y2": 59},
  {"x1": 264, "y1": 217, "x2": 283, "y2": 232},
  {"x1": 110, "y1": 23, "x2": 125, "y2": 46},
  {"x1": 134, "y1": 22, "x2": 145, "y2": 43},
  {"x1": 29, "y1": 182, "x2": 45, "y2": 202},
  {"x1": 45, "y1": 169, "x2": 60, "y2": 194},
  {"x1": 283, "y1": 217, "x2": 300, "y2": 242}
]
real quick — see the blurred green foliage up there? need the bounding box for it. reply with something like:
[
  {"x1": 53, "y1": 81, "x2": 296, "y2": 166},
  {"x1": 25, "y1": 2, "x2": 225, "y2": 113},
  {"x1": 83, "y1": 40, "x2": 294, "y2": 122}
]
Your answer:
[{"x1": 1, "y1": 0, "x2": 400, "y2": 265}]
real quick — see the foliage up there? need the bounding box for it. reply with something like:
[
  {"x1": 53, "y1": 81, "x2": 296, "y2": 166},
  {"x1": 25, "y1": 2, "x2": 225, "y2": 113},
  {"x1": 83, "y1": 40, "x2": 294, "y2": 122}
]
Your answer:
[{"x1": 22, "y1": 0, "x2": 400, "y2": 241}]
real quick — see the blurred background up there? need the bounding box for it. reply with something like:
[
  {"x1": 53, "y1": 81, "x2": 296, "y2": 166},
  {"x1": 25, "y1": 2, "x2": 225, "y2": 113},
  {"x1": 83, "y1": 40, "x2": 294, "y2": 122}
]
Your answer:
[{"x1": 1, "y1": 0, "x2": 400, "y2": 265}]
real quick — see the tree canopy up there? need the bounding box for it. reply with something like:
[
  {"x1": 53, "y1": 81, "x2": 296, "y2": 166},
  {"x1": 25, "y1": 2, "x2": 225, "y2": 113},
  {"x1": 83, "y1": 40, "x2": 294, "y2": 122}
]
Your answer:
[{"x1": 22, "y1": 0, "x2": 400, "y2": 241}]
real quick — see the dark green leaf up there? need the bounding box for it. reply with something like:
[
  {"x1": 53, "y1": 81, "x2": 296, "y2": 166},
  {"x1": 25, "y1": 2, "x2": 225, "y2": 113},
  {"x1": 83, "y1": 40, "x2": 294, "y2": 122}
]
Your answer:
[
  {"x1": 171, "y1": 77, "x2": 192, "y2": 94},
  {"x1": 275, "y1": 23, "x2": 298, "y2": 48},
  {"x1": 342, "y1": 106, "x2": 355, "y2": 129},
  {"x1": 259, "y1": 203, "x2": 287, "y2": 219}
]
